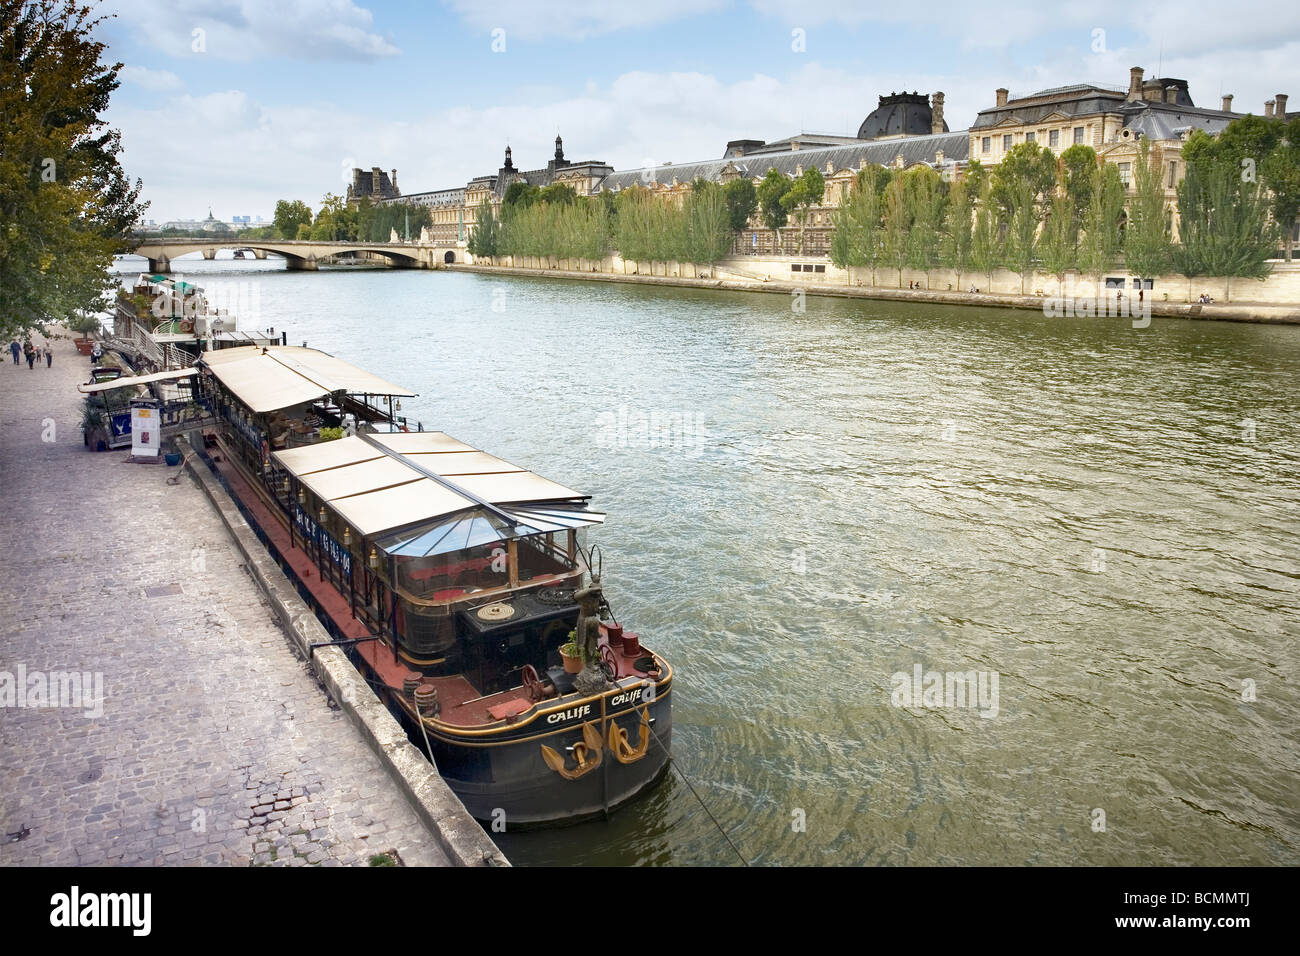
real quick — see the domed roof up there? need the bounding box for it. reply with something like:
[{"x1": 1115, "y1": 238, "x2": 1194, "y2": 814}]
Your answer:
[{"x1": 857, "y1": 92, "x2": 945, "y2": 140}]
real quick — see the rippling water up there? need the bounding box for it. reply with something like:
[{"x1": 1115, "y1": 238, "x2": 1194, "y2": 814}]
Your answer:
[{"x1": 118, "y1": 255, "x2": 1300, "y2": 865}]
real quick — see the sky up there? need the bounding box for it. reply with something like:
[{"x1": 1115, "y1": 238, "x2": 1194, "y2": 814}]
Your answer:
[{"x1": 97, "y1": 0, "x2": 1300, "y2": 222}]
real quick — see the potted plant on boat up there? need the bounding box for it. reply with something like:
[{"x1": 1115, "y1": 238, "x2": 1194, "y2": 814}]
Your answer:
[{"x1": 559, "y1": 629, "x2": 584, "y2": 674}]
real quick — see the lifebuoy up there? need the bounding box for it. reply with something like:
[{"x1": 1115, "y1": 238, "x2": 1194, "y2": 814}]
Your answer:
[{"x1": 179, "y1": 319, "x2": 193, "y2": 333}]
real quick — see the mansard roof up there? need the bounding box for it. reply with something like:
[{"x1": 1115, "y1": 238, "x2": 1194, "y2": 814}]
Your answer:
[{"x1": 594, "y1": 130, "x2": 968, "y2": 192}]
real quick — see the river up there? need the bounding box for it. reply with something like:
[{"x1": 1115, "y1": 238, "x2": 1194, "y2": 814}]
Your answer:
[{"x1": 115, "y1": 254, "x2": 1300, "y2": 866}]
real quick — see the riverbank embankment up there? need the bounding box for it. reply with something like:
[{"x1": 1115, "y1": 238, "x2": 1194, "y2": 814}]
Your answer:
[{"x1": 448, "y1": 261, "x2": 1300, "y2": 325}]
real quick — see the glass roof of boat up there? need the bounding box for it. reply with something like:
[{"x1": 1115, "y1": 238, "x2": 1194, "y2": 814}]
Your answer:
[{"x1": 271, "y1": 430, "x2": 604, "y2": 544}]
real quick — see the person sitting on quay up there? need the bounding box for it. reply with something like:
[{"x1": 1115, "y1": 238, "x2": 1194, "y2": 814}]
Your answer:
[{"x1": 9, "y1": 339, "x2": 20, "y2": 366}]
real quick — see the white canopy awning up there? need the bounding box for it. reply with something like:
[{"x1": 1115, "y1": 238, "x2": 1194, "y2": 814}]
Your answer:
[
  {"x1": 77, "y1": 368, "x2": 197, "y2": 394},
  {"x1": 200, "y1": 346, "x2": 415, "y2": 414}
]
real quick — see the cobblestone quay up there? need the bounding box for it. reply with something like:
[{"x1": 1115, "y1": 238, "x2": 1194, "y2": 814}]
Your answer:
[{"x1": 0, "y1": 335, "x2": 447, "y2": 866}]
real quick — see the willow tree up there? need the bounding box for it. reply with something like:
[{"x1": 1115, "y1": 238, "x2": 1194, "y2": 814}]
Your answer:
[
  {"x1": 682, "y1": 181, "x2": 733, "y2": 264},
  {"x1": 1, "y1": 0, "x2": 145, "y2": 339},
  {"x1": 1124, "y1": 138, "x2": 1172, "y2": 280}
]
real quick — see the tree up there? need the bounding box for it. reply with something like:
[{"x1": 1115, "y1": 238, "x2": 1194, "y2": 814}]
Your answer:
[
  {"x1": 938, "y1": 178, "x2": 973, "y2": 290},
  {"x1": 1172, "y1": 161, "x2": 1276, "y2": 300},
  {"x1": 273, "y1": 199, "x2": 313, "y2": 239},
  {"x1": 1, "y1": 0, "x2": 146, "y2": 340},
  {"x1": 991, "y1": 142, "x2": 1055, "y2": 218},
  {"x1": 969, "y1": 178, "x2": 1000, "y2": 290},
  {"x1": 1059, "y1": 145, "x2": 1098, "y2": 229},
  {"x1": 467, "y1": 198, "x2": 498, "y2": 257},
  {"x1": 1261, "y1": 117, "x2": 1300, "y2": 261},
  {"x1": 682, "y1": 181, "x2": 733, "y2": 264},
  {"x1": 881, "y1": 172, "x2": 910, "y2": 287},
  {"x1": 1038, "y1": 173, "x2": 1077, "y2": 294},
  {"x1": 723, "y1": 177, "x2": 757, "y2": 232},
  {"x1": 829, "y1": 173, "x2": 884, "y2": 284},
  {"x1": 1078, "y1": 161, "x2": 1125, "y2": 289},
  {"x1": 756, "y1": 169, "x2": 792, "y2": 245},
  {"x1": 780, "y1": 167, "x2": 825, "y2": 254},
  {"x1": 1003, "y1": 180, "x2": 1040, "y2": 293},
  {"x1": 1124, "y1": 138, "x2": 1172, "y2": 279},
  {"x1": 538, "y1": 183, "x2": 576, "y2": 206},
  {"x1": 503, "y1": 181, "x2": 540, "y2": 210},
  {"x1": 903, "y1": 166, "x2": 945, "y2": 286}
]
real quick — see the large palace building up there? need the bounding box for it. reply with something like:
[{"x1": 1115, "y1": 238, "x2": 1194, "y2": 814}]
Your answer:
[{"x1": 371, "y1": 68, "x2": 1293, "y2": 255}]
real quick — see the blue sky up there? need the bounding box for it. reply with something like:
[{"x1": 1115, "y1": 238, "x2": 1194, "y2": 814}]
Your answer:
[{"x1": 99, "y1": 0, "x2": 1300, "y2": 221}]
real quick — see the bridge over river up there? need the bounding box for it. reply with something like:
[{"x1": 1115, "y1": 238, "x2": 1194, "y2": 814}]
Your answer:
[{"x1": 128, "y1": 238, "x2": 465, "y2": 272}]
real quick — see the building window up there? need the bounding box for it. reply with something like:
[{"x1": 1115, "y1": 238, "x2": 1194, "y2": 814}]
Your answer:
[
  {"x1": 1168, "y1": 161, "x2": 1177, "y2": 188},
  {"x1": 1074, "y1": 126, "x2": 1085, "y2": 144},
  {"x1": 982, "y1": 136, "x2": 991, "y2": 154},
  {"x1": 1049, "y1": 129, "x2": 1060, "y2": 147},
  {"x1": 1003, "y1": 134, "x2": 1013, "y2": 151},
  {"x1": 1118, "y1": 162, "x2": 1131, "y2": 187},
  {"x1": 1026, "y1": 131, "x2": 1036, "y2": 143}
]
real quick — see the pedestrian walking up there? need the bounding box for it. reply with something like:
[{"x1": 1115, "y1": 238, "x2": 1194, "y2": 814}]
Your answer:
[
  {"x1": 24, "y1": 342, "x2": 36, "y2": 369},
  {"x1": 44, "y1": 346, "x2": 52, "y2": 368},
  {"x1": 8, "y1": 339, "x2": 19, "y2": 365}
]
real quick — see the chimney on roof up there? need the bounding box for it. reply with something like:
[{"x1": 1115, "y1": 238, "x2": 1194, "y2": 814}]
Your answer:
[
  {"x1": 935, "y1": 148, "x2": 944, "y2": 165},
  {"x1": 1265, "y1": 99, "x2": 1275, "y2": 117},
  {"x1": 1128, "y1": 66, "x2": 1144, "y2": 101},
  {"x1": 391, "y1": 169, "x2": 398, "y2": 189},
  {"x1": 995, "y1": 87, "x2": 1008, "y2": 107},
  {"x1": 1276, "y1": 93, "x2": 1289, "y2": 116},
  {"x1": 931, "y1": 92, "x2": 945, "y2": 133},
  {"x1": 1221, "y1": 93, "x2": 1234, "y2": 112},
  {"x1": 1165, "y1": 85, "x2": 1178, "y2": 104}
]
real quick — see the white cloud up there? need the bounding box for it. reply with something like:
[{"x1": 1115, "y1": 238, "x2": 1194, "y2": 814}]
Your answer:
[
  {"x1": 119, "y1": 65, "x2": 183, "y2": 91},
  {"x1": 108, "y1": 0, "x2": 399, "y2": 60},
  {"x1": 439, "y1": 0, "x2": 727, "y2": 41}
]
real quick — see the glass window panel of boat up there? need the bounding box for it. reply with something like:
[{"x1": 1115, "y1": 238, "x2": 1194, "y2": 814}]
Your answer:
[
  {"x1": 516, "y1": 532, "x2": 575, "y2": 583},
  {"x1": 381, "y1": 510, "x2": 512, "y2": 599}
]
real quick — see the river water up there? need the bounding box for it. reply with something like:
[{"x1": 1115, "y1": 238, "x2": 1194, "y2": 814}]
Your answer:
[{"x1": 116, "y1": 255, "x2": 1300, "y2": 866}]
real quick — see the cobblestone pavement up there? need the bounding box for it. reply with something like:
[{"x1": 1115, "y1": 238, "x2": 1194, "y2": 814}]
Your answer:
[{"x1": 0, "y1": 335, "x2": 448, "y2": 866}]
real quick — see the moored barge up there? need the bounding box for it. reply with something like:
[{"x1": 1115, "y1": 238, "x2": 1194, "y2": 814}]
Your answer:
[{"x1": 194, "y1": 345, "x2": 672, "y2": 824}]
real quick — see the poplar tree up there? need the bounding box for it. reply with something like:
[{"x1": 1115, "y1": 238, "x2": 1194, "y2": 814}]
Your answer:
[
  {"x1": 969, "y1": 178, "x2": 1000, "y2": 290},
  {"x1": 881, "y1": 172, "x2": 910, "y2": 287},
  {"x1": 1123, "y1": 138, "x2": 1172, "y2": 280},
  {"x1": 1079, "y1": 162, "x2": 1125, "y2": 290},
  {"x1": 1003, "y1": 180, "x2": 1039, "y2": 293},
  {"x1": 938, "y1": 178, "x2": 973, "y2": 291},
  {"x1": 1038, "y1": 175, "x2": 1077, "y2": 295},
  {"x1": 903, "y1": 166, "x2": 945, "y2": 286}
]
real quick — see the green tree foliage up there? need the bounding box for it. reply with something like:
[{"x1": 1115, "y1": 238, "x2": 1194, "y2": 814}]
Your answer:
[
  {"x1": 1078, "y1": 162, "x2": 1125, "y2": 284},
  {"x1": 497, "y1": 195, "x2": 609, "y2": 262},
  {"x1": 991, "y1": 142, "x2": 1055, "y2": 216},
  {"x1": 1, "y1": 0, "x2": 146, "y2": 339},
  {"x1": 538, "y1": 183, "x2": 576, "y2": 206},
  {"x1": 1059, "y1": 145, "x2": 1098, "y2": 228},
  {"x1": 880, "y1": 172, "x2": 910, "y2": 287},
  {"x1": 273, "y1": 199, "x2": 313, "y2": 239},
  {"x1": 938, "y1": 177, "x2": 973, "y2": 288},
  {"x1": 503, "y1": 182, "x2": 540, "y2": 210},
  {"x1": 756, "y1": 169, "x2": 792, "y2": 234},
  {"x1": 364, "y1": 201, "x2": 430, "y2": 242},
  {"x1": 1037, "y1": 173, "x2": 1077, "y2": 290},
  {"x1": 1003, "y1": 180, "x2": 1040, "y2": 293},
  {"x1": 467, "y1": 198, "x2": 498, "y2": 257},
  {"x1": 1124, "y1": 138, "x2": 1172, "y2": 278},
  {"x1": 610, "y1": 184, "x2": 731, "y2": 264},
  {"x1": 1260, "y1": 117, "x2": 1300, "y2": 261},
  {"x1": 780, "y1": 167, "x2": 825, "y2": 254},
  {"x1": 969, "y1": 177, "x2": 1001, "y2": 288},
  {"x1": 723, "y1": 177, "x2": 757, "y2": 232},
  {"x1": 903, "y1": 166, "x2": 945, "y2": 284},
  {"x1": 1172, "y1": 161, "x2": 1276, "y2": 295},
  {"x1": 828, "y1": 171, "x2": 884, "y2": 283}
]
